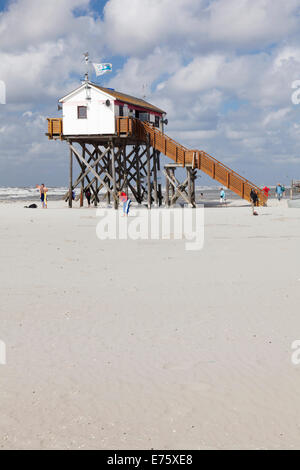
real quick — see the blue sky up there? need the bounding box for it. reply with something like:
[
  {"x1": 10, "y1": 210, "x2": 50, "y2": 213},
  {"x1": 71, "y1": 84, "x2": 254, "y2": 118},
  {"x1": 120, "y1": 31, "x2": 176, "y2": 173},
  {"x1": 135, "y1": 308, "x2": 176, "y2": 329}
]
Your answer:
[{"x1": 1, "y1": 0, "x2": 300, "y2": 187}]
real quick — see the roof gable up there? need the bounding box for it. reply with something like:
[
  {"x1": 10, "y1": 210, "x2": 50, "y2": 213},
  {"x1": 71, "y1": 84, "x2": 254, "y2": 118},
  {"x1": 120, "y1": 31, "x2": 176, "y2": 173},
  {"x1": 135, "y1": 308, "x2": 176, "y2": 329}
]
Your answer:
[
  {"x1": 59, "y1": 82, "x2": 166, "y2": 114},
  {"x1": 59, "y1": 83, "x2": 116, "y2": 103}
]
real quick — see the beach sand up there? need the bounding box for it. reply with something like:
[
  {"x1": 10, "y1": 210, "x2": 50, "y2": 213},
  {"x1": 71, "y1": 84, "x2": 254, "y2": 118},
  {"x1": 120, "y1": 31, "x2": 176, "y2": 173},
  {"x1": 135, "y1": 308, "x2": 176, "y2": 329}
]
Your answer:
[{"x1": 1, "y1": 197, "x2": 300, "y2": 450}]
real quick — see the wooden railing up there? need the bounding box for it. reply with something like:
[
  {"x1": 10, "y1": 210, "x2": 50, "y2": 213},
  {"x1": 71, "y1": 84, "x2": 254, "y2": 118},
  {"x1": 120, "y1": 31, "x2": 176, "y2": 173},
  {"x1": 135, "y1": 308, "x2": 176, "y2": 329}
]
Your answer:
[{"x1": 47, "y1": 118, "x2": 63, "y2": 140}]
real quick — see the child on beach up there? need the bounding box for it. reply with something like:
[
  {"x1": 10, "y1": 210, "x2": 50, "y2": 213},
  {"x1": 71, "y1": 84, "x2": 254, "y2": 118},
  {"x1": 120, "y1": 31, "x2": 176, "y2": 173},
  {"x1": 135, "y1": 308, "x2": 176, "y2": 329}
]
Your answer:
[
  {"x1": 275, "y1": 183, "x2": 283, "y2": 201},
  {"x1": 220, "y1": 188, "x2": 226, "y2": 205},
  {"x1": 36, "y1": 184, "x2": 48, "y2": 209},
  {"x1": 119, "y1": 191, "x2": 131, "y2": 216}
]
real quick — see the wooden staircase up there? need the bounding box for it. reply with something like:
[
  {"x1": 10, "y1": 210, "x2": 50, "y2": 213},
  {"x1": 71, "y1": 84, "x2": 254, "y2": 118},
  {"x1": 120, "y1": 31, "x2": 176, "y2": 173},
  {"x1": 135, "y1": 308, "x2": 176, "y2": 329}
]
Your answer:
[{"x1": 128, "y1": 119, "x2": 267, "y2": 206}]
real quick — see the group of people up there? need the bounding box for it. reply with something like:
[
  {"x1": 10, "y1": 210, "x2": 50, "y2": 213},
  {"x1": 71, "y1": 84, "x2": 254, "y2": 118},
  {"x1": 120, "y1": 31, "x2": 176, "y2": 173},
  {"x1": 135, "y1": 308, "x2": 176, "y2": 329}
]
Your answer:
[
  {"x1": 36, "y1": 182, "x2": 285, "y2": 215},
  {"x1": 35, "y1": 184, "x2": 131, "y2": 216},
  {"x1": 219, "y1": 182, "x2": 285, "y2": 216},
  {"x1": 84, "y1": 188, "x2": 131, "y2": 216}
]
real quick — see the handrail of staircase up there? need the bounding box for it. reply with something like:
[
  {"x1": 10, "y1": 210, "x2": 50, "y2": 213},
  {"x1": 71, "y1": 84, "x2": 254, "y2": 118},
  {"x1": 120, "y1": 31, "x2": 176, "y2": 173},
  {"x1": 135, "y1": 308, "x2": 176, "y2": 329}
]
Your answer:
[{"x1": 139, "y1": 119, "x2": 265, "y2": 195}]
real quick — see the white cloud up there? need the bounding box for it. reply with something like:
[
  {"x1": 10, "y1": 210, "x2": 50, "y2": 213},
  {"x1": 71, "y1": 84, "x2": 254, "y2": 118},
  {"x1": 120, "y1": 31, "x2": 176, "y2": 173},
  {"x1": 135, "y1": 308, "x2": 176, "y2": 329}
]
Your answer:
[
  {"x1": 206, "y1": 0, "x2": 300, "y2": 47},
  {"x1": 263, "y1": 108, "x2": 291, "y2": 127},
  {"x1": 0, "y1": 0, "x2": 90, "y2": 51},
  {"x1": 0, "y1": 0, "x2": 104, "y2": 105},
  {"x1": 1, "y1": 0, "x2": 300, "y2": 185},
  {"x1": 103, "y1": 0, "x2": 300, "y2": 55}
]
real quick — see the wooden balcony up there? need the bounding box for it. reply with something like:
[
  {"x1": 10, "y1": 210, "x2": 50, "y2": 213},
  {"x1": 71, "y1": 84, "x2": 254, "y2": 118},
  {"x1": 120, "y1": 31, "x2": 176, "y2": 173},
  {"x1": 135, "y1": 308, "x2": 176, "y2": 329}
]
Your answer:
[
  {"x1": 47, "y1": 118, "x2": 63, "y2": 140},
  {"x1": 47, "y1": 116, "x2": 137, "y2": 140}
]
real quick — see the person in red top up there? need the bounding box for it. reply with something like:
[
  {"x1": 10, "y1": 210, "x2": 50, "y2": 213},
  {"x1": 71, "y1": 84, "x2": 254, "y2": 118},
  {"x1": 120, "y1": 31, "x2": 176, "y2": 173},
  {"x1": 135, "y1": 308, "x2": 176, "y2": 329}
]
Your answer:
[
  {"x1": 262, "y1": 186, "x2": 270, "y2": 197},
  {"x1": 119, "y1": 191, "x2": 131, "y2": 216}
]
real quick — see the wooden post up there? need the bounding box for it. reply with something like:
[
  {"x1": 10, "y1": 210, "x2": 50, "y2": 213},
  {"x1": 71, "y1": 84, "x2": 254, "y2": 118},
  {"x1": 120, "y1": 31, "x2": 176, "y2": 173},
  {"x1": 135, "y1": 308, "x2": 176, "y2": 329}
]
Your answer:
[
  {"x1": 80, "y1": 146, "x2": 85, "y2": 207},
  {"x1": 135, "y1": 146, "x2": 142, "y2": 204},
  {"x1": 147, "y1": 138, "x2": 152, "y2": 209},
  {"x1": 124, "y1": 145, "x2": 129, "y2": 198},
  {"x1": 192, "y1": 169, "x2": 196, "y2": 205},
  {"x1": 107, "y1": 149, "x2": 111, "y2": 205},
  {"x1": 94, "y1": 146, "x2": 98, "y2": 207},
  {"x1": 111, "y1": 142, "x2": 118, "y2": 210},
  {"x1": 153, "y1": 150, "x2": 159, "y2": 207},
  {"x1": 165, "y1": 168, "x2": 170, "y2": 207},
  {"x1": 156, "y1": 151, "x2": 162, "y2": 206},
  {"x1": 187, "y1": 167, "x2": 192, "y2": 206},
  {"x1": 170, "y1": 168, "x2": 175, "y2": 199},
  {"x1": 69, "y1": 142, "x2": 73, "y2": 208}
]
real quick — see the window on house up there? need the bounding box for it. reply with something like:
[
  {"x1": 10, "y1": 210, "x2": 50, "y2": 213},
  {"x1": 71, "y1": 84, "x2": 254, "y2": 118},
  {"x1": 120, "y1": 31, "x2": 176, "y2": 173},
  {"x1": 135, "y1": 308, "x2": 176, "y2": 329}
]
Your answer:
[
  {"x1": 77, "y1": 106, "x2": 87, "y2": 119},
  {"x1": 119, "y1": 105, "x2": 124, "y2": 117},
  {"x1": 155, "y1": 116, "x2": 160, "y2": 128},
  {"x1": 139, "y1": 112, "x2": 149, "y2": 122}
]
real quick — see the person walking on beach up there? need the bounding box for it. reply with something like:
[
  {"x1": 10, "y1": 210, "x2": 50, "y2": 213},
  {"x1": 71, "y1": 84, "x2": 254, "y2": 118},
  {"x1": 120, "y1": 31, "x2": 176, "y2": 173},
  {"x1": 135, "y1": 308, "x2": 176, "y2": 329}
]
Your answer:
[
  {"x1": 220, "y1": 188, "x2": 226, "y2": 205},
  {"x1": 119, "y1": 191, "x2": 131, "y2": 216},
  {"x1": 250, "y1": 188, "x2": 259, "y2": 215},
  {"x1": 262, "y1": 186, "x2": 270, "y2": 198},
  {"x1": 275, "y1": 183, "x2": 283, "y2": 201},
  {"x1": 36, "y1": 184, "x2": 48, "y2": 209},
  {"x1": 85, "y1": 188, "x2": 91, "y2": 207}
]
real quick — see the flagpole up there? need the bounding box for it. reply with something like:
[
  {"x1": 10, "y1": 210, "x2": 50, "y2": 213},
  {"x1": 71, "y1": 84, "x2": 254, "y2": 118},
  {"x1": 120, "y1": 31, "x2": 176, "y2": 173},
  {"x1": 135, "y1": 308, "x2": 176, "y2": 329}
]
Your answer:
[{"x1": 84, "y1": 52, "x2": 89, "y2": 82}]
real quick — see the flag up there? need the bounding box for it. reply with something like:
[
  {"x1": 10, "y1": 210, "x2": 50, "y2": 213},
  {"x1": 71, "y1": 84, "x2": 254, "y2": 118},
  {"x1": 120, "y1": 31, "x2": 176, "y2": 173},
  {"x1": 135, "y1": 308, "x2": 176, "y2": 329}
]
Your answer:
[{"x1": 93, "y1": 63, "x2": 112, "y2": 76}]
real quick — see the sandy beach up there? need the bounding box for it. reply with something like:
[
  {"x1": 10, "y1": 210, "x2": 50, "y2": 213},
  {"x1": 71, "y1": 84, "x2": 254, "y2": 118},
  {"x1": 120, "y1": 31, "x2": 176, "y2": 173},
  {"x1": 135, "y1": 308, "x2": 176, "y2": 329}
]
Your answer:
[{"x1": 1, "y1": 197, "x2": 300, "y2": 450}]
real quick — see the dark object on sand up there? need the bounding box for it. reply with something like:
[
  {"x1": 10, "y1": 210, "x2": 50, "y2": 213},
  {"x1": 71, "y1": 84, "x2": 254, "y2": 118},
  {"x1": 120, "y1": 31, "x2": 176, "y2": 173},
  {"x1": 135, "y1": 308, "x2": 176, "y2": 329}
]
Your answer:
[
  {"x1": 24, "y1": 204, "x2": 38, "y2": 209},
  {"x1": 253, "y1": 211, "x2": 258, "y2": 216}
]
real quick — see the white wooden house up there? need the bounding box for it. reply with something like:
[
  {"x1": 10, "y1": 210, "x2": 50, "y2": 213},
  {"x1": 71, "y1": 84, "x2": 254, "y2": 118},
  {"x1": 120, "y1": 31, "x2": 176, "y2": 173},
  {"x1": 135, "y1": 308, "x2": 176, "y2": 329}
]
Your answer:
[{"x1": 59, "y1": 82, "x2": 166, "y2": 136}]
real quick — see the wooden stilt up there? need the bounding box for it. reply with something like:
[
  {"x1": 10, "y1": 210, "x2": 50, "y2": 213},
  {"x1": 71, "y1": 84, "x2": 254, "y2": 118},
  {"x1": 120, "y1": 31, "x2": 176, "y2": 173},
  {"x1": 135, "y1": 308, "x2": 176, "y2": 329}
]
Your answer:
[
  {"x1": 94, "y1": 145, "x2": 98, "y2": 207},
  {"x1": 153, "y1": 150, "x2": 159, "y2": 207},
  {"x1": 111, "y1": 142, "x2": 118, "y2": 210},
  {"x1": 107, "y1": 150, "x2": 111, "y2": 205},
  {"x1": 156, "y1": 151, "x2": 163, "y2": 206},
  {"x1": 135, "y1": 145, "x2": 142, "y2": 204},
  {"x1": 69, "y1": 142, "x2": 73, "y2": 208},
  {"x1": 165, "y1": 168, "x2": 170, "y2": 207},
  {"x1": 147, "y1": 137, "x2": 152, "y2": 209},
  {"x1": 80, "y1": 146, "x2": 85, "y2": 207},
  {"x1": 187, "y1": 167, "x2": 192, "y2": 207},
  {"x1": 171, "y1": 168, "x2": 176, "y2": 199}
]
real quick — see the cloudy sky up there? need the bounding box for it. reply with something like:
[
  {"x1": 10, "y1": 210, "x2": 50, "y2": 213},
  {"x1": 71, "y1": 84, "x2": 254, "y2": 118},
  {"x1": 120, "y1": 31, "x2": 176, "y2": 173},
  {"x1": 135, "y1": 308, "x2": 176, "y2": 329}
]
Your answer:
[{"x1": 1, "y1": 0, "x2": 300, "y2": 187}]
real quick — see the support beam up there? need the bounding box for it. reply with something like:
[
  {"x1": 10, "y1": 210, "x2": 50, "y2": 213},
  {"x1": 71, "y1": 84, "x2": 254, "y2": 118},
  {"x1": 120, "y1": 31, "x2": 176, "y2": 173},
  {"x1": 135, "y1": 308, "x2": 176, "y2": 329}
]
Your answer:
[
  {"x1": 164, "y1": 165, "x2": 197, "y2": 207},
  {"x1": 65, "y1": 138, "x2": 182, "y2": 209},
  {"x1": 69, "y1": 142, "x2": 73, "y2": 208},
  {"x1": 111, "y1": 142, "x2": 118, "y2": 210},
  {"x1": 69, "y1": 143, "x2": 115, "y2": 197},
  {"x1": 165, "y1": 168, "x2": 170, "y2": 207},
  {"x1": 147, "y1": 137, "x2": 152, "y2": 209},
  {"x1": 153, "y1": 150, "x2": 159, "y2": 207},
  {"x1": 156, "y1": 151, "x2": 163, "y2": 206}
]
